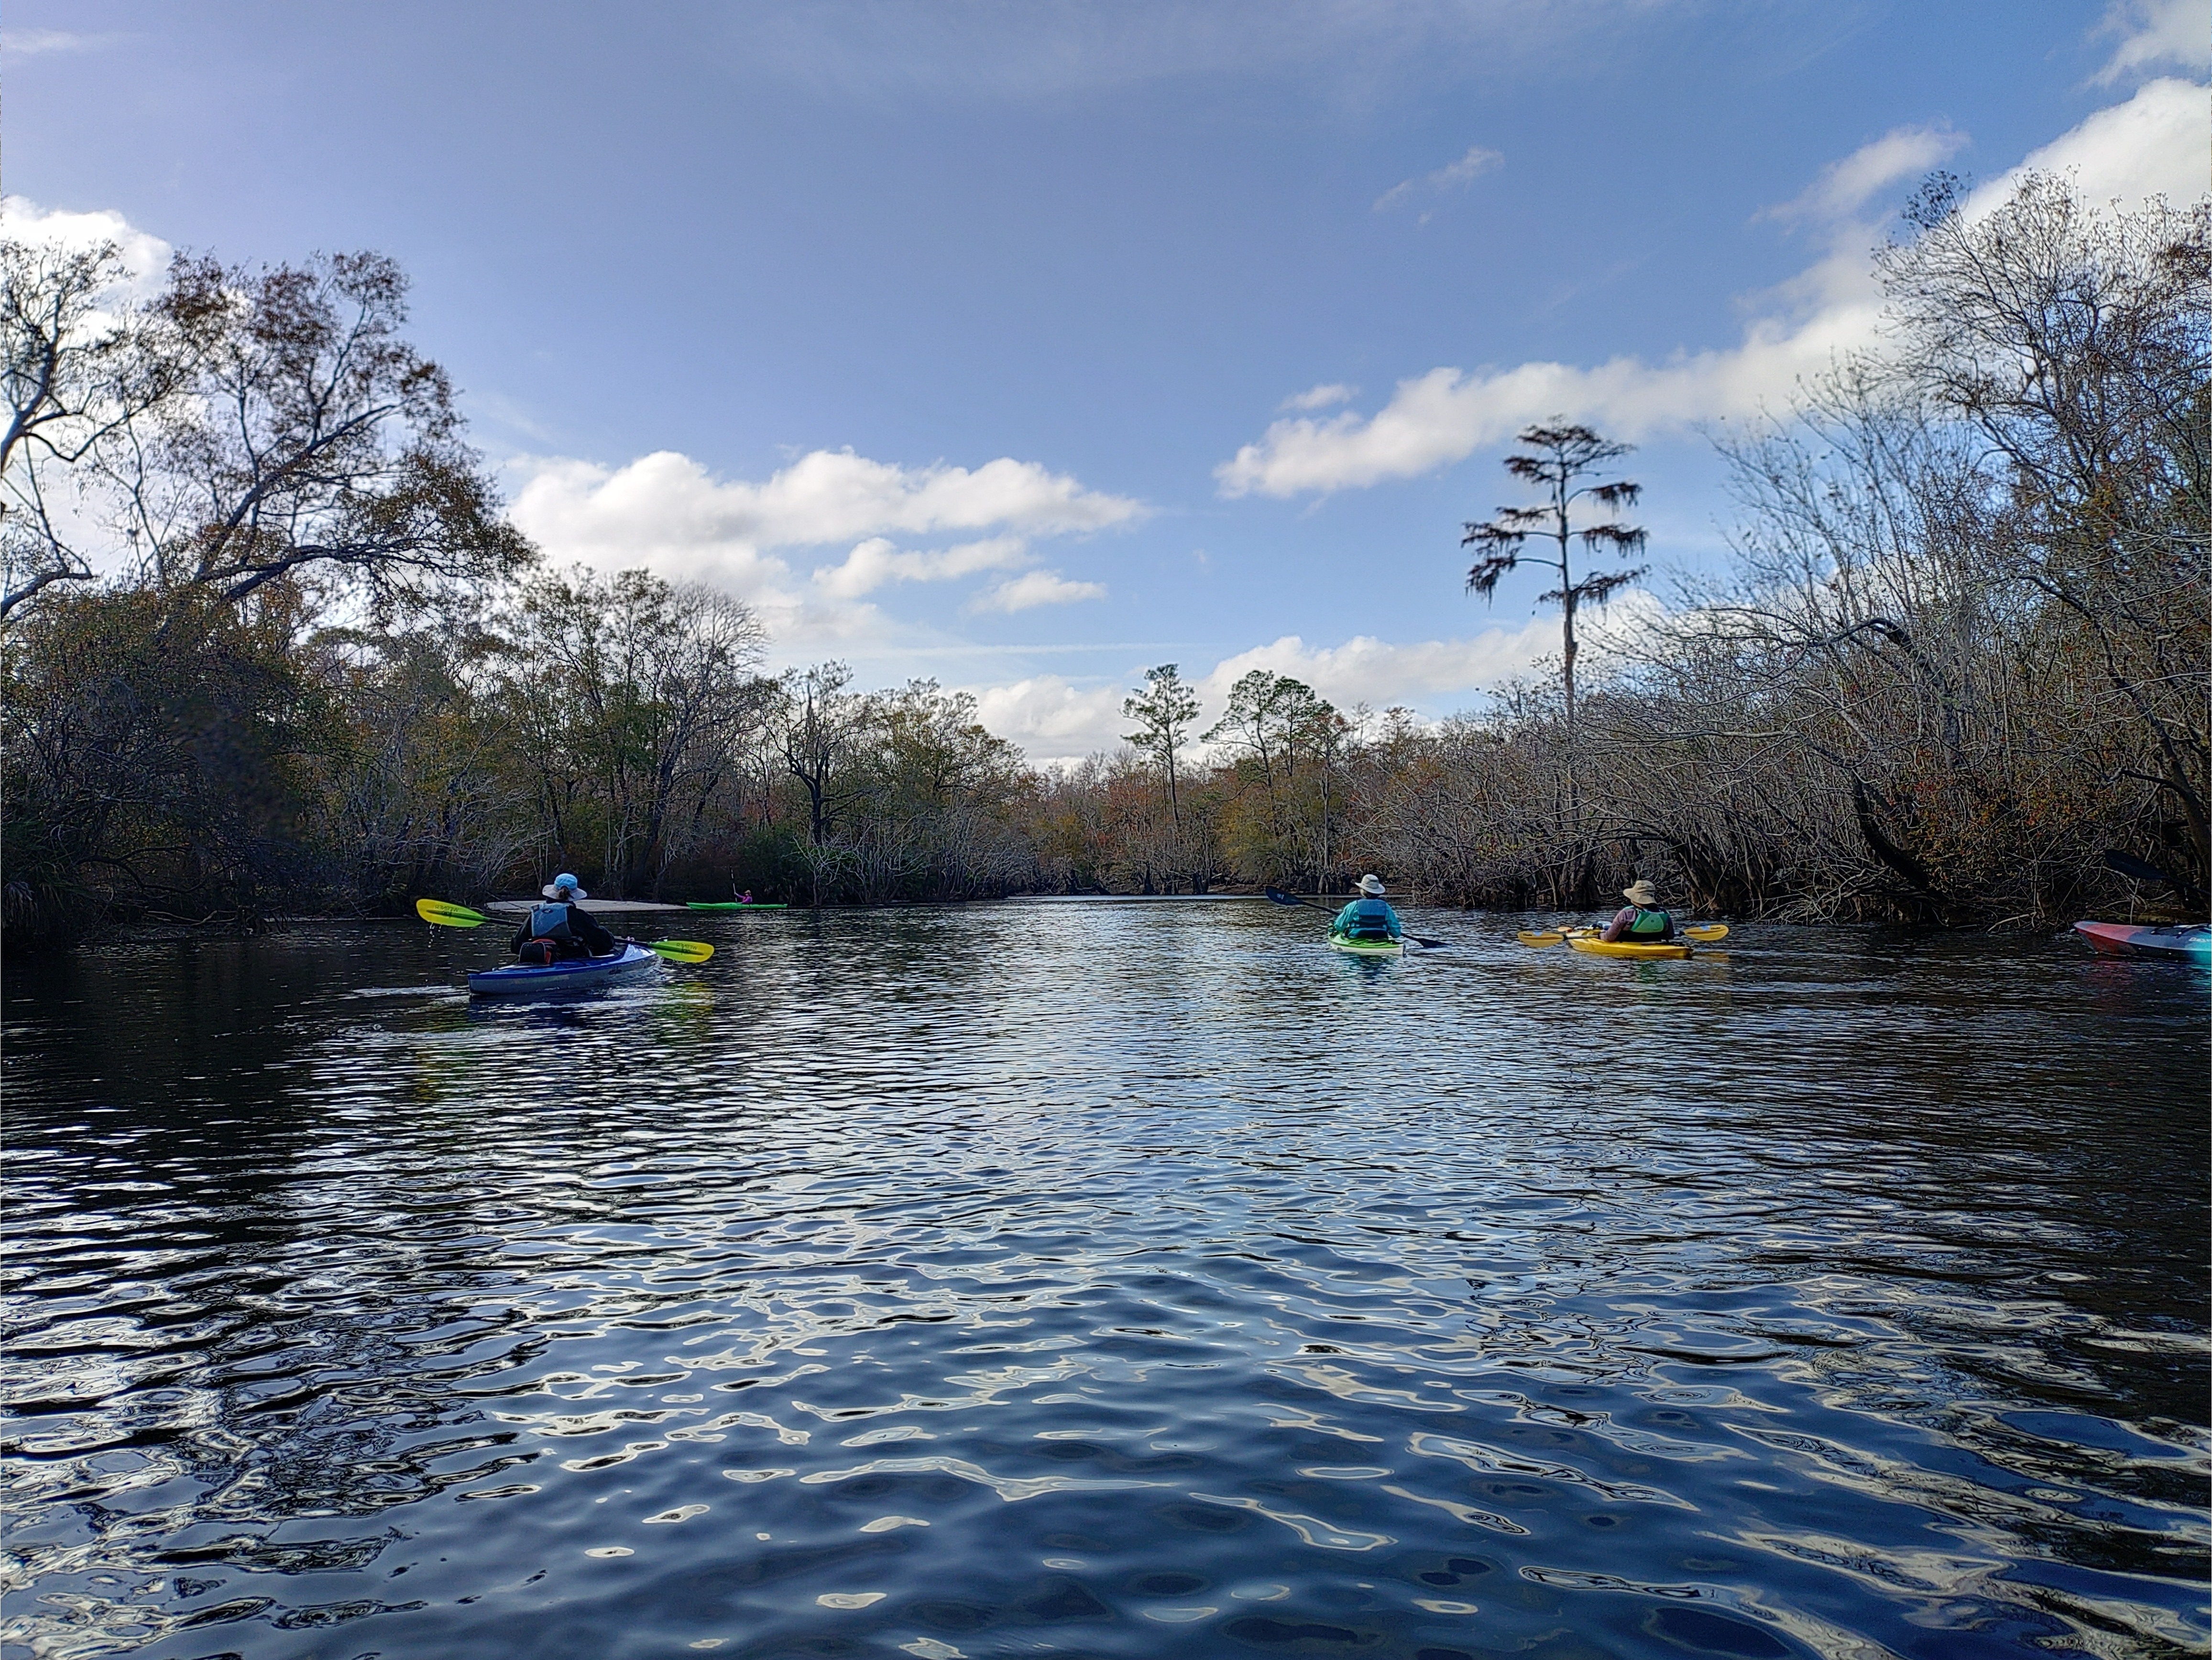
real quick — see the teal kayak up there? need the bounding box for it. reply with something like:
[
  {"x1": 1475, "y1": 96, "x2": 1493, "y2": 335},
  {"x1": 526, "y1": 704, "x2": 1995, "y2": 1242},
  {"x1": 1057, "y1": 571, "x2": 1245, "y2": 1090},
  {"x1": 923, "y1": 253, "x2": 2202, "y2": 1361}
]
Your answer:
[
  {"x1": 468, "y1": 943, "x2": 661, "y2": 997},
  {"x1": 1329, "y1": 933, "x2": 1403, "y2": 956},
  {"x1": 686, "y1": 901, "x2": 788, "y2": 911},
  {"x1": 2071, "y1": 921, "x2": 2211, "y2": 963}
]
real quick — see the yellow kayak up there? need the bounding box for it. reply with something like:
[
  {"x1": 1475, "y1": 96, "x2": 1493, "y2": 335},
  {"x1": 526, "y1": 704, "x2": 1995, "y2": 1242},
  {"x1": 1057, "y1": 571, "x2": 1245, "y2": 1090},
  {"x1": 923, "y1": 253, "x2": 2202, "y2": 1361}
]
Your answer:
[{"x1": 1567, "y1": 935, "x2": 1693, "y2": 960}]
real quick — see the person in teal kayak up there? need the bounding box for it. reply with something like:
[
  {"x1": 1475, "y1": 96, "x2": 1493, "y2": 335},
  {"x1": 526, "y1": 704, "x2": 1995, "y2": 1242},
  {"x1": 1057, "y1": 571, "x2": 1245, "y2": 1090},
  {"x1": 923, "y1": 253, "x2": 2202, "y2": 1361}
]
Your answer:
[
  {"x1": 1600, "y1": 879, "x2": 1677, "y2": 944},
  {"x1": 511, "y1": 873, "x2": 617, "y2": 964},
  {"x1": 1332, "y1": 874, "x2": 1404, "y2": 943}
]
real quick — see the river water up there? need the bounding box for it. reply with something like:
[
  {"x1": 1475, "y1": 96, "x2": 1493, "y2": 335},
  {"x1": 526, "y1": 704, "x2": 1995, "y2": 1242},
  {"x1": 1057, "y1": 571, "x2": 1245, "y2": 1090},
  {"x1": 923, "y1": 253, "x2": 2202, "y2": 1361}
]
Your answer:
[{"x1": 3, "y1": 903, "x2": 2205, "y2": 1660}]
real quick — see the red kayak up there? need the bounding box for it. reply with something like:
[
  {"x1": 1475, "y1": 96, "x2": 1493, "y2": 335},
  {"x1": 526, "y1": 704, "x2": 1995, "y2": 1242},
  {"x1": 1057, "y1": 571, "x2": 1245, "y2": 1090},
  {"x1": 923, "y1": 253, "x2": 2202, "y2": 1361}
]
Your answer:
[{"x1": 2071, "y1": 921, "x2": 2211, "y2": 964}]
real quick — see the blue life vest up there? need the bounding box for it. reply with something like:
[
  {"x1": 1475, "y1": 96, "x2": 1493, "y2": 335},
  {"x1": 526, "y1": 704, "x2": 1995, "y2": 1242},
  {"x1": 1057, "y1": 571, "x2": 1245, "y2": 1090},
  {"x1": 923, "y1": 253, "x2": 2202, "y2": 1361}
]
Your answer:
[
  {"x1": 528, "y1": 902, "x2": 577, "y2": 941},
  {"x1": 1344, "y1": 897, "x2": 1399, "y2": 939}
]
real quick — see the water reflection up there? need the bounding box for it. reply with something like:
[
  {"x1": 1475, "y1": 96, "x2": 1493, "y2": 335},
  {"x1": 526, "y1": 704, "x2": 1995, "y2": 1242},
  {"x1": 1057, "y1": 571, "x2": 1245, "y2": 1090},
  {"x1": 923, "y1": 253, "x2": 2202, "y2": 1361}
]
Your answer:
[{"x1": 3, "y1": 908, "x2": 2205, "y2": 1659}]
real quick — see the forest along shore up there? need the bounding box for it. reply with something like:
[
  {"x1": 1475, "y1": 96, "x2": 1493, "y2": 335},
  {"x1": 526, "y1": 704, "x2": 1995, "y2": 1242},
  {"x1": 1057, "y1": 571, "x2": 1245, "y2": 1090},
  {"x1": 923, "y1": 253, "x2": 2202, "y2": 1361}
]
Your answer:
[{"x1": 2, "y1": 177, "x2": 2203, "y2": 945}]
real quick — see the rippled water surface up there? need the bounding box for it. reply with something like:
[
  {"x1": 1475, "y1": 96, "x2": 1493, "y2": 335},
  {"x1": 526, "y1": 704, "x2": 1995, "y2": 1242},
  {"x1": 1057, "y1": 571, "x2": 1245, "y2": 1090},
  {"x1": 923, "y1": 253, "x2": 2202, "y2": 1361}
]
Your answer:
[{"x1": 4, "y1": 903, "x2": 2207, "y2": 1660}]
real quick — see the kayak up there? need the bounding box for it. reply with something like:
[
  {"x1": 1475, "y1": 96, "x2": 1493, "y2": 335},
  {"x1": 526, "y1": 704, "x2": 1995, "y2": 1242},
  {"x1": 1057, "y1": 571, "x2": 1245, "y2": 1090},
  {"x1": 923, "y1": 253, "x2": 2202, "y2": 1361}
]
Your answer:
[
  {"x1": 467, "y1": 942, "x2": 662, "y2": 997},
  {"x1": 1329, "y1": 933, "x2": 1403, "y2": 956},
  {"x1": 1568, "y1": 936, "x2": 1694, "y2": 960},
  {"x1": 2071, "y1": 921, "x2": 2211, "y2": 964},
  {"x1": 686, "y1": 901, "x2": 788, "y2": 911}
]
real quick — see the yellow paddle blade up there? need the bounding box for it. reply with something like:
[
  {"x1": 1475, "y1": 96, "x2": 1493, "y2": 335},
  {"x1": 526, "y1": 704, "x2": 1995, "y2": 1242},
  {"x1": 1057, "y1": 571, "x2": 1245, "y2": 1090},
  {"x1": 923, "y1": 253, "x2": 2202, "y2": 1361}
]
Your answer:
[
  {"x1": 1684, "y1": 924, "x2": 1730, "y2": 942},
  {"x1": 1515, "y1": 930, "x2": 1567, "y2": 948},
  {"x1": 416, "y1": 898, "x2": 491, "y2": 928},
  {"x1": 644, "y1": 939, "x2": 714, "y2": 964}
]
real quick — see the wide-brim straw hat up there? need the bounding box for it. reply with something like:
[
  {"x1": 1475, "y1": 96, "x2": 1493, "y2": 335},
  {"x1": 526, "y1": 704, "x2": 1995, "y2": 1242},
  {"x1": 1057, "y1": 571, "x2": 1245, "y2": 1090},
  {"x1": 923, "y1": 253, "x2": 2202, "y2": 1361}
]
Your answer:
[
  {"x1": 1621, "y1": 880, "x2": 1657, "y2": 905},
  {"x1": 542, "y1": 874, "x2": 588, "y2": 899},
  {"x1": 1358, "y1": 874, "x2": 1387, "y2": 896}
]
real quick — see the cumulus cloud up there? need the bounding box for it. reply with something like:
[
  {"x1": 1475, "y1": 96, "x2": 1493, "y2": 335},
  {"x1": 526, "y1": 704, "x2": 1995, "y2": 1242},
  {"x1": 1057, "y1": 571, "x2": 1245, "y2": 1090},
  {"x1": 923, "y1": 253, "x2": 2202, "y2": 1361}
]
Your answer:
[
  {"x1": 970, "y1": 570, "x2": 1109, "y2": 612},
  {"x1": 961, "y1": 605, "x2": 1642, "y2": 763},
  {"x1": 1218, "y1": 79, "x2": 2209, "y2": 499},
  {"x1": 507, "y1": 446, "x2": 1136, "y2": 651},
  {"x1": 812, "y1": 534, "x2": 1030, "y2": 599},
  {"x1": 1, "y1": 196, "x2": 172, "y2": 290},
  {"x1": 2092, "y1": 0, "x2": 2212, "y2": 85},
  {"x1": 1374, "y1": 143, "x2": 1504, "y2": 213},
  {"x1": 970, "y1": 676, "x2": 1134, "y2": 763},
  {"x1": 1194, "y1": 611, "x2": 1585, "y2": 713}
]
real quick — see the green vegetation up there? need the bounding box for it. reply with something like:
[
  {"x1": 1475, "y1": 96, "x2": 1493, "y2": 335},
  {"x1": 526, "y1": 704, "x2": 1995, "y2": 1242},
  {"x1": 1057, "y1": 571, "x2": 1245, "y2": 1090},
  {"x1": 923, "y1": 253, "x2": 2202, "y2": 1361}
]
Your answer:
[{"x1": 3, "y1": 175, "x2": 2203, "y2": 941}]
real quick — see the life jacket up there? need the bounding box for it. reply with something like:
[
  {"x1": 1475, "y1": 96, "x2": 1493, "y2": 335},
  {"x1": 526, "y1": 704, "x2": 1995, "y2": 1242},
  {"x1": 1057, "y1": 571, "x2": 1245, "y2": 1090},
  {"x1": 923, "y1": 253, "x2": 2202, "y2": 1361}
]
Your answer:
[
  {"x1": 1342, "y1": 897, "x2": 1398, "y2": 939},
  {"x1": 1623, "y1": 906, "x2": 1673, "y2": 939},
  {"x1": 528, "y1": 902, "x2": 577, "y2": 942}
]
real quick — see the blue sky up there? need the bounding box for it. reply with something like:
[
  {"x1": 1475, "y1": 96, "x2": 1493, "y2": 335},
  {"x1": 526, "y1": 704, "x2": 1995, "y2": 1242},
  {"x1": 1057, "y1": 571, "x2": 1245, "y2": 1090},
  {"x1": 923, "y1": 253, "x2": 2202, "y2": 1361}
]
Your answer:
[{"x1": 8, "y1": 1, "x2": 2206, "y2": 758}]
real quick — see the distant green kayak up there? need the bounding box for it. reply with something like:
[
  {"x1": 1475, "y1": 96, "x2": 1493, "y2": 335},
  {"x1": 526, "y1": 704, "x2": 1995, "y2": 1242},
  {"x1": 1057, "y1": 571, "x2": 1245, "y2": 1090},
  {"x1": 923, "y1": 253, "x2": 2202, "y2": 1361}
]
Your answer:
[
  {"x1": 1329, "y1": 933, "x2": 1403, "y2": 957},
  {"x1": 686, "y1": 901, "x2": 788, "y2": 911}
]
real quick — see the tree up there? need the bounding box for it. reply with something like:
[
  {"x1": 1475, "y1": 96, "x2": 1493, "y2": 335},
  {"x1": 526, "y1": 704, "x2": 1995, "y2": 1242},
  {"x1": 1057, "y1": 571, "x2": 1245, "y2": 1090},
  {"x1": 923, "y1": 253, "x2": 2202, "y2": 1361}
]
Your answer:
[
  {"x1": 1462, "y1": 423, "x2": 1648, "y2": 735},
  {"x1": 0, "y1": 240, "x2": 191, "y2": 623},
  {"x1": 1121, "y1": 663, "x2": 1201, "y2": 827}
]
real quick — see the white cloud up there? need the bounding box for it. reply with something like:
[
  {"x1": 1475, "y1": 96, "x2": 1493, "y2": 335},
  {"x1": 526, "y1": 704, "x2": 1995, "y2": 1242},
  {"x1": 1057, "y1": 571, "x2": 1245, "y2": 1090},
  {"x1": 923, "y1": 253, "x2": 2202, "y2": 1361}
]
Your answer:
[
  {"x1": 970, "y1": 676, "x2": 1134, "y2": 763},
  {"x1": 1, "y1": 196, "x2": 172, "y2": 290},
  {"x1": 962, "y1": 606, "x2": 1645, "y2": 764},
  {"x1": 1967, "y1": 75, "x2": 2210, "y2": 214},
  {"x1": 506, "y1": 445, "x2": 1139, "y2": 654},
  {"x1": 812, "y1": 534, "x2": 1030, "y2": 599},
  {"x1": 970, "y1": 570, "x2": 1108, "y2": 612},
  {"x1": 2092, "y1": 0, "x2": 2212, "y2": 85},
  {"x1": 0, "y1": 30, "x2": 122, "y2": 57},
  {"x1": 1280, "y1": 382, "x2": 1358, "y2": 412},
  {"x1": 1218, "y1": 78, "x2": 2210, "y2": 499},
  {"x1": 1374, "y1": 143, "x2": 1504, "y2": 212},
  {"x1": 1195, "y1": 612, "x2": 1579, "y2": 712},
  {"x1": 1762, "y1": 124, "x2": 1966, "y2": 224}
]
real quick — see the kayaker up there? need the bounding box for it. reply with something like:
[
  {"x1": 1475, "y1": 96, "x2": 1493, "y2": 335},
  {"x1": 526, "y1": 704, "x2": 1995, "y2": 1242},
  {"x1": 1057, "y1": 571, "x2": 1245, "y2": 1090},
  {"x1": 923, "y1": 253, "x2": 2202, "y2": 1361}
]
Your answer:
[
  {"x1": 512, "y1": 873, "x2": 618, "y2": 964},
  {"x1": 1601, "y1": 879, "x2": 1677, "y2": 944},
  {"x1": 1332, "y1": 875, "x2": 1404, "y2": 943}
]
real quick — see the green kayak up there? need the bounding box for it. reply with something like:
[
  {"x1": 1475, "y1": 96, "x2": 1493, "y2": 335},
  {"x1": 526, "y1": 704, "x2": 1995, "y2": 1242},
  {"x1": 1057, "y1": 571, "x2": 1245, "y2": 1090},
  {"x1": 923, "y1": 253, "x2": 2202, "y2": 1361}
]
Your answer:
[
  {"x1": 1329, "y1": 933, "x2": 1403, "y2": 956},
  {"x1": 687, "y1": 901, "x2": 788, "y2": 911}
]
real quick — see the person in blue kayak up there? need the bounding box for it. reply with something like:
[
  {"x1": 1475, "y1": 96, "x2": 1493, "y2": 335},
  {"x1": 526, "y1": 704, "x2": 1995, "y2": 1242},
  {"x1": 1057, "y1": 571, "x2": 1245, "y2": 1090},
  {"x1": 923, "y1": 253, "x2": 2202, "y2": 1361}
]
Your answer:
[
  {"x1": 1332, "y1": 874, "x2": 1404, "y2": 943},
  {"x1": 1601, "y1": 879, "x2": 1677, "y2": 944},
  {"x1": 511, "y1": 873, "x2": 618, "y2": 964}
]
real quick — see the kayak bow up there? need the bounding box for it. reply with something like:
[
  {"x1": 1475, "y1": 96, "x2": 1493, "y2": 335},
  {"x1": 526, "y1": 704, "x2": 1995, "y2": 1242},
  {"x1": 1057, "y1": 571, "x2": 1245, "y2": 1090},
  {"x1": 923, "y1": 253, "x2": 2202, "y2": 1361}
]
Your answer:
[{"x1": 2071, "y1": 921, "x2": 2211, "y2": 964}]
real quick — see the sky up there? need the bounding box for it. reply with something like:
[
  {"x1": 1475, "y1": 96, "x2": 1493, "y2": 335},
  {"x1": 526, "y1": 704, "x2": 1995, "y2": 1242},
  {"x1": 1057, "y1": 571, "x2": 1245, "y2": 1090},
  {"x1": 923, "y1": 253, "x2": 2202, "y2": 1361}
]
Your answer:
[{"x1": 7, "y1": 0, "x2": 2207, "y2": 761}]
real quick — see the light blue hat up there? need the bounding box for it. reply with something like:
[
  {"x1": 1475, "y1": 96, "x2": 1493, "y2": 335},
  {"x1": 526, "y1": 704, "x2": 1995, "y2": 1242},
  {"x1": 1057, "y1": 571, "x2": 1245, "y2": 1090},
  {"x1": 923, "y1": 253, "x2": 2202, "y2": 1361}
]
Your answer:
[{"x1": 542, "y1": 872, "x2": 587, "y2": 899}]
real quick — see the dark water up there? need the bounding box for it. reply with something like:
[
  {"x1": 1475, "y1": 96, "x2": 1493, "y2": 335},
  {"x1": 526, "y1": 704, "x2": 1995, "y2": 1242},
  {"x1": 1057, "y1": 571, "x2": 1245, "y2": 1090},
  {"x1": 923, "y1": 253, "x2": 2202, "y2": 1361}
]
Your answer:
[{"x1": 4, "y1": 904, "x2": 2206, "y2": 1660}]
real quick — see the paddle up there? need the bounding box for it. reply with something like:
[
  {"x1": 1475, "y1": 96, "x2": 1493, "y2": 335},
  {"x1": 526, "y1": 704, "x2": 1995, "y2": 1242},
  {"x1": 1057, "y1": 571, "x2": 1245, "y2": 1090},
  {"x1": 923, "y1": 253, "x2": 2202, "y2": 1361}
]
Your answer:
[
  {"x1": 1263, "y1": 886, "x2": 1449, "y2": 949},
  {"x1": 414, "y1": 898, "x2": 714, "y2": 963},
  {"x1": 1516, "y1": 923, "x2": 1729, "y2": 948}
]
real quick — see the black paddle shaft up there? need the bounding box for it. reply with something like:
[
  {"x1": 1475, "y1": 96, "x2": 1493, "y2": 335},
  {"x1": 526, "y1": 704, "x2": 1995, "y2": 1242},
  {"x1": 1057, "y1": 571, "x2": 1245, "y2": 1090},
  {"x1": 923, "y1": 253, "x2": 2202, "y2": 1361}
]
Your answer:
[{"x1": 1264, "y1": 886, "x2": 1447, "y2": 949}]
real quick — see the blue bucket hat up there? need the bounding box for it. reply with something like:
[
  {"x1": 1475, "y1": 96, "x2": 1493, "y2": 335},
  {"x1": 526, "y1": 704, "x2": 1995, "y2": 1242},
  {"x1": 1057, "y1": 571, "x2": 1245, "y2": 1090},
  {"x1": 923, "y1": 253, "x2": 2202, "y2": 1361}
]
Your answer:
[{"x1": 541, "y1": 873, "x2": 587, "y2": 899}]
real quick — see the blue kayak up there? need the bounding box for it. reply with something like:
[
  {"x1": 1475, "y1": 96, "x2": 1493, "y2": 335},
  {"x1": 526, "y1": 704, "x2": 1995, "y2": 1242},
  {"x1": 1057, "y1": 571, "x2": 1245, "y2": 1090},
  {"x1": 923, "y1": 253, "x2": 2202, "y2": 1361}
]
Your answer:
[{"x1": 467, "y1": 942, "x2": 661, "y2": 998}]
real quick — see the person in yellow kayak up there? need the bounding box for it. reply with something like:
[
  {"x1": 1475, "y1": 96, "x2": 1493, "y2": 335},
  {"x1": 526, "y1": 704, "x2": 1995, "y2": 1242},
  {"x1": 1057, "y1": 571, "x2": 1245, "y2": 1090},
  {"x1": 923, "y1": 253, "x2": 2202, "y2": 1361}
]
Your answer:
[
  {"x1": 1600, "y1": 879, "x2": 1677, "y2": 944},
  {"x1": 1332, "y1": 874, "x2": 1404, "y2": 944},
  {"x1": 511, "y1": 873, "x2": 618, "y2": 964}
]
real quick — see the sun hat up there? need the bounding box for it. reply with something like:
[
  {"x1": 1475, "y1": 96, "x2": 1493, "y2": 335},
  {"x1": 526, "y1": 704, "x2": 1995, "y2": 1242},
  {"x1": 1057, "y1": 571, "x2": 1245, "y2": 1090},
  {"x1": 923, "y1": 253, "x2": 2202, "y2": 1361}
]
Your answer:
[
  {"x1": 1358, "y1": 874, "x2": 1386, "y2": 896},
  {"x1": 542, "y1": 873, "x2": 588, "y2": 899},
  {"x1": 1621, "y1": 879, "x2": 1657, "y2": 906}
]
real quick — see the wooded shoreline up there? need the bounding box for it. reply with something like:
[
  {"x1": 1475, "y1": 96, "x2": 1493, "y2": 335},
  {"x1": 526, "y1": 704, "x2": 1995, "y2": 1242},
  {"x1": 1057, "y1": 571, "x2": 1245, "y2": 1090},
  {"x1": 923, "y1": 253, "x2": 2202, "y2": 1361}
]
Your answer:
[{"x1": 4, "y1": 176, "x2": 2204, "y2": 947}]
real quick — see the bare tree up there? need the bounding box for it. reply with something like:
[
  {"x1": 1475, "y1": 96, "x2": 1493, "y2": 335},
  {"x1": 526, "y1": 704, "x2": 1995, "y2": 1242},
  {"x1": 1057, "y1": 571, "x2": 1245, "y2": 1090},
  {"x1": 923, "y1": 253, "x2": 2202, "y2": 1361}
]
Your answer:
[
  {"x1": 1463, "y1": 422, "x2": 1648, "y2": 736},
  {"x1": 0, "y1": 240, "x2": 189, "y2": 623}
]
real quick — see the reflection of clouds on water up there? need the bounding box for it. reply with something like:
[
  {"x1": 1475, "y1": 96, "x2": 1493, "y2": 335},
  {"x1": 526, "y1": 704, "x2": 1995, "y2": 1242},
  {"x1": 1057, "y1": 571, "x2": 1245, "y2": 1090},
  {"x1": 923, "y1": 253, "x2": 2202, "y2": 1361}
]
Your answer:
[{"x1": 1, "y1": 909, "x2": 2205, "y2": 1659}]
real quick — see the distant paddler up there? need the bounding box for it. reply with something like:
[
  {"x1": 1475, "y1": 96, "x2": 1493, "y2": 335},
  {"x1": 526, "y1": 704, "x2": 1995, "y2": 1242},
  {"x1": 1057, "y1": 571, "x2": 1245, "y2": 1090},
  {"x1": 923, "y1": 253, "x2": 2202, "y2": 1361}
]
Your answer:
[
  {"x1": 1600, "y1": 879, "x2": 1677, "y2": 946},
  {"x1": 511, "y1": 873, "x2": 618, "y2": 964},
  {"x1": 1332, "y1": 874, "x2": 1404, "y2": 946}
]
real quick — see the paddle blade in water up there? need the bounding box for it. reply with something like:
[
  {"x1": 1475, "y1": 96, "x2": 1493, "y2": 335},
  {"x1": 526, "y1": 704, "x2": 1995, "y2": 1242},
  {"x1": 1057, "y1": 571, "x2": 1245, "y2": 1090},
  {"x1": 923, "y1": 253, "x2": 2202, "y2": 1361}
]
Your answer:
[
  {"x1": 1684, "y1": 924, "x2": 1729, "y2": 942},
  {"x1": 416, "y1": 898, "x2": 490, "y2": 928},
  {"x1": 645, "y1": 939, "x2": 714, "y2": 964},
  {"x1": 1515, "y1": 931, "x2": 1566, "y2": 948}
]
